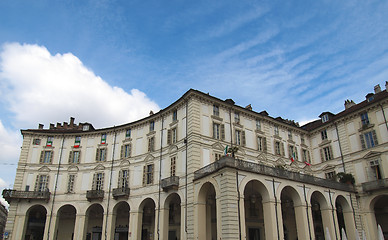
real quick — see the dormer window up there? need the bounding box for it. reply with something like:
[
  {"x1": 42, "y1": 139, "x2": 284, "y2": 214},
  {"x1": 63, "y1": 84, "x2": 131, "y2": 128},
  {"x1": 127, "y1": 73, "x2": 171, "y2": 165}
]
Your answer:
[
  {"x1": 150, "y1": 121, "x2": 155, "y2": 132},
  {"x1": 361, "y1": 112, "x2": 369, "y2": 126},
  {"x1": 256, "y1": 120, "x2": 261, "y2": 130},
  {"x1": 321, "y1": 114, "x2": 329, "y2": 123},
  {"x1": 213, "y1": 105, "x2": 219, "y2": 116},
  {"x1": 172, "y1": 109, "x2": 178, "y2": 121},
  {"x1": 234, "y1": 112, "x2": 240, "y2": 123},
  {"x1": 82, "y1": 125, "x2": 90, "y2": 131},
  {"x1": 125, "y1": 129, "x2": 131, "y2": 138}
]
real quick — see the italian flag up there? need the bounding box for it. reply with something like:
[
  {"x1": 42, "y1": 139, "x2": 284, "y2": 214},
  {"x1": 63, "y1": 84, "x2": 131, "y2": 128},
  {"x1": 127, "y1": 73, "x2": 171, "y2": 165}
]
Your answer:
[
  {"x1": 305, "y1": 161, "x2": 311, "y2": 166},
  {"x1": 224, "y1": 145, "x2": 229, "y2": 156}
]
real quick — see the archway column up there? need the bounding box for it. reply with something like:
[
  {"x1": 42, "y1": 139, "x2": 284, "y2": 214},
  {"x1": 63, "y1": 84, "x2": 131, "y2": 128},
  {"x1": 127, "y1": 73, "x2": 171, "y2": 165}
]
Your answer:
[
  {"x1": 343, "y1": 208, "x2": 357, "y2": 240},
  {"x1": 294, "y1": 203, "x2": 311, "y2": 240},
  {"x1": 42, "y1": 212, "x2": 51, "y2": 240},
  {"x1": 73, "y1": 214, "x2": 87, "y2": 240},
  {"x1": 47, "y1": 213, "x2": 59, "y2": 240},
  {"x1": 12, "y1": 212, "x2": 27, "y2": 240},
  {"x1": 262, "y1": 199, "x2": 279, "y2": 240},
  {"x1": 104, "y1": 211, "x2": 115, "y2": 240},
  {"x1": 364, "y1": 209, "x2": 378, "y2": 240},
  {"x1": 180, "y1": 202, "x2": 186, "y2": 240},
  {"x1": 195, "y1": 202, "x2": 206, "y2": 239},
  {"x1": 129, "y1": 210, "x2": 142, "y2": 240},
  {"x1": 160, "y1": 206, "x2": 169, "y2": 240},
  {"x1": 321, "y1": 207, "x2": 336, "y2": 240},
  {"x1": 239, "y1": 195, "x2": 246, "y2": 240},
  {"x1": 307, "y1": 204, "x2": 316, "y2": 240}
]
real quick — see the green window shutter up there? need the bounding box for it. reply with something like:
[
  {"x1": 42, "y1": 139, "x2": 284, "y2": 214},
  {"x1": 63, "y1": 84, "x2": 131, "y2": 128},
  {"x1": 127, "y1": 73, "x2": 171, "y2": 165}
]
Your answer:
[
  {"x1": 242, "y1": 131, "x2": 246, "y2": 146},
  {"x1": 263, "y1": 137, "x2": 267, "y2": 152},
  {"x1": 40, "y1": 151, "x2": 44, "y2": 163},
  {"x1": 167, "y1": 129, "x2": 172, "y2": 145},
  {"x1": 221, "y1": 124, "x2": 225, "y2": 140},
  {"x1": 372, "y1": 130, "x2": 379, "y2": 145},
  {"x1": 360, "y1": 134, "x2": 366, "y2": 149}
]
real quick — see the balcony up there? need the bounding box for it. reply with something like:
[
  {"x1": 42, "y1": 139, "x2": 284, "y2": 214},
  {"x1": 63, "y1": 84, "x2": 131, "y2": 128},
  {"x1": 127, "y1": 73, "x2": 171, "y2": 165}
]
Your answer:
[
  {"x1": 161, "y1": 176, "x2": 180, "y2": 192},
  {"x1": 2, "y1": 189, "x2": 50, "y2": 203},
  {"x1": 112, "y1": 187, "x2": 130, "y2": 199},
  {"x1": 194, "y1": 156, "x2": 354, "y2": 192},
  {"x1": 86, "y1": 190, "x2": 104, "y2": 201},
  {"x1": 362, "y1": 179, "x2": 388, "y2": 192}
]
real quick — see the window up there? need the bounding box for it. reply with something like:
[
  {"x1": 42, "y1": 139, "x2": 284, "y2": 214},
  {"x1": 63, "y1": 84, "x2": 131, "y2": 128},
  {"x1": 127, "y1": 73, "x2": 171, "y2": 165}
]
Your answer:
[
  {"x1": 125, "y1": 129, "x2": 131, "y2": 138},
  {"x1": 215, "y1": 153, "x2": 222, "y2": 161},
  {"x1": 92, "y1": 173, "x2": 104, "y2": 190},
  {"x1": 35, "y1": 175, "x2": 49, "y2": 192},
  {"x1": 168, "y1": 128, "x2": 178, "y2": 145},
  {"x1": 101, "y1": 134, "x2": 107, "y2": 144},
  {"x1": 67, "y1": 174, "x2": 76, "y2": 193},
  {"x1": 234, "y1": 112, "x2": 240, "y2": 123},
  {"x1": 213, "y1": 105, "x2": 219, "y2": 116},
  {"x1": 321, "y1": 146, "x2": 333, "y2": 161},
  {"x1": 150, "y1": 121, "x2": 155, "y2": 132},
  {"x1": 212, "y1": 123, "x2": 225, "y2": 140},
  {"x1": 235, "y1": 130, "x2": 245, "y2": 146},
  {"x1": 40, "y1": 150, "x2": 53, "y2": 164},
  {"x1": 301, "y1": 136, "x2": 305, "y2": 145},
  {"x1": 69, "y1": 150, "x2": 81, "y2": 164},
  {"x1": 121, "y1": 144, "x2": 131, "y2": 158},
  {"x1": 288, "y1": 130, "x2": 293, "y2": 140},
  {"x1": 33, "y1": 138, "x2": 41, "y2": 145},
  {"x1": 361, "y1": 112, "x2": 370, "y2": 126},
  {"x1": 322, "y1": 114, "x2": 329, "y2": 123},
  {"x1": 302, "y1": 149, "x2": 310, "y2": 163},
  {"x1": 143, "y1": 164, "x2": 154, "y2": 185},
  {"x1": 274, "y1": 141, "x2": 284, "y2": 156},
  {"x1": 369, "y1": 160, "x2": 382, "y2": 180},
  {"x1": 172, "y1": 109, "x2": 178, "y2": 121},
  {"x1": 289, "y1": 145, "x2": 298, "y2": 161},
  {"x1": 325, "y1": 171, "x2": 336, "y2": 180},
  {"x1": 74, "y1": 136, "x2": 81, "y2": 148},
  {"x1": 118, "y1": 169, "x2": 129, "y2": 189},
  {"x1": 148, "y1": 137, "x2": 155, "y2": 152},
  {"x1": 360, "y1": 130, "x2": 378, "y2": 149},
  {"x1": 257, "y1": 136, "x2": 267, "y2": 152},
  {"x1": 274, "y1": 126, "x2": 279, "y2": 136},
  {"x1": 256, "y1": 120, "x2": 261, "y2": 130},
  {"x1": 321, "y1": 129, "x2": 328, "y2": 140},
  {"x1": 170, "y1": 157, "x2": 176, "y2": 176},
  {"x1": 46, "y1": 136, "x2": 53, "y2": 147},
  {"x1": 96, "y1": 148, "x2": 107, "y2": 162}
]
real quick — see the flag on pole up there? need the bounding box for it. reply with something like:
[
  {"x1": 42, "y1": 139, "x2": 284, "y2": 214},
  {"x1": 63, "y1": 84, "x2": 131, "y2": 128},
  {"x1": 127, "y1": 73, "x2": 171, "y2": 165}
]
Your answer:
[
  {"x1": 305, "y1": 161, "x2": 311, "y2": 166},
  {"x1": 224, "y1": 145, "x2": 229, "y2": 156}
]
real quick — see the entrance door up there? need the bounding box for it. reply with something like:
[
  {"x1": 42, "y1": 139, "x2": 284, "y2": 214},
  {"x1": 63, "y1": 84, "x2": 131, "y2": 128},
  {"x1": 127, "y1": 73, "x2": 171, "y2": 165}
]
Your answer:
[{"x1": 249, "y1": 228, "x2": 260, "y2": 240}]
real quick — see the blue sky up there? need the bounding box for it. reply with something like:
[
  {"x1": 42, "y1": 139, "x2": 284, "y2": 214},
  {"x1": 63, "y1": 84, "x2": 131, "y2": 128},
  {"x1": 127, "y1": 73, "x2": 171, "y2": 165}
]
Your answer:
[{"x1": 1, "y1": 0, "x2": 388, "y2": 206}]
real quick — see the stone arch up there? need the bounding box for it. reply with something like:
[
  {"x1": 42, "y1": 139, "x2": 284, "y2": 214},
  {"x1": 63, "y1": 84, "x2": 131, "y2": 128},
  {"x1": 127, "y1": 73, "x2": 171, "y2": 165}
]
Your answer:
[
  {"x1": 163, "y1": 193, "x2": 182, "y2": 239},
  {"x1": 368, "y1": 194, "x2": 388, "y2": 240},
  {"x1": 196, "y1": 182, "x2": 218, "y2": 240},
  {"x1": 139, "y1": 198, "x2": 156, "y2": 240},
  {"x1": 23, "y1": 204, "x2": 48, "y2": 240},
  {"x1": 239, "y1": 176, "x2": 270, "y2": 202},
  {"x1": 111, "y1": 201, "x2": 130, "y2": 240},
  {"x1": 55, "y1": 204, "x2": 77, "y2": 240},
  {"x1": 335, "y1": 194, "x2": 356, "y2": 240},
  {"x1": 85, "y1": 203, "x2": 104, "y2": 240},
  {"x1": 311, "y1": 191, "x2": 332, "y2": 240},
  {"x1": 280, "y1": 186, "x2": 303, "y2": 240}
]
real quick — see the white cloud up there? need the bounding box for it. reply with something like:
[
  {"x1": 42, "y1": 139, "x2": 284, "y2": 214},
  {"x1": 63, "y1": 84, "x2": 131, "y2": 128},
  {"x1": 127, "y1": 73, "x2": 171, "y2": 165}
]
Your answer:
[
  {"x1": 0, "y1": 120, "x2": 20, "y2": 164},
  {"x1": 0, "y1": 42, "x2": 160, "y2": 129},
  {"x1": 0, "y1": 177, "x2": 10, "y2": 209}
]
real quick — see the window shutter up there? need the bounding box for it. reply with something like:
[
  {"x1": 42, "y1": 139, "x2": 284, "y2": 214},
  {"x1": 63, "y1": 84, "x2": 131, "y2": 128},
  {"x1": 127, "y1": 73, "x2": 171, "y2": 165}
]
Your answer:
[
  {"x1": 288, "y1": 145, "x2": 292, "y2": 158},
  {"x1": 360, "y1": 134, "x2": 366, "y2": 149},
  {"x1": 263, "y1": 137, "x2": 267, "y2": 152},
  {"x1": 329, "y1": 146, "x2": 334, "y2": 160},
  {"x1": 242, "y1": 131, "x2": 246, "y2": 146},
  {"x1": 96, "y1": 149, "x2": 99, "y2": 162},
  {"x1": 128, "y1": 144, "x2": 132, "y2": 157},
  {"x1": 143, "y1": 166, "x2": 146, "y2": 186},
  {"x1": 34, "y1": 175, "x2": 40, "y2": 191},
  {"x1": 295, "y1": 148, "x2": 298, "y2": 160},
  {"x1": 46, "y1": 175, "x2": 50, "y2": 191},
  {"x1": 320, "y1": 148, "x2": 324, "y2": 162},
  {"x1": 168, "y1": 129, "x2": 172, "y2": 145},
  {"x1": 372, "y1": 130, "x2": 379, "y2": 145},
  {"x1": 78, "y1": 151, "x2": 81, "y2": 163},
  {"x1": 118, "y1": 170, "x2": 123, "y2": 187},
  {"x1": 101, "y1": 173, "x2": 104, "y2": 190},
  {"x1": 92, "y1": 174, "x2": 96, "y2": 190},
  {"x1": 49, "y1": 151, "x2": 53, "y2": 163},
  {"x1": 281, "y1": 143, "x2": 285, "y2": 156},
  {"x1": 221, "y1": 124, "x2": 225, "y2": 140},
  {"x1": 40, "y1": 151, "x2": 44, "y2": 163},
  {"x1": 120, "y1": 145, "x2": 124, "y2": 159},
  {"x1": 68, "y1": 151, "x2": 73, "y2": 163},
  {"x1": 150, "y1": 165, "x2": 154, "y2": 184},
  {"x1": 103, "y1": 149, "x2": 107, "y2": 162},
  {"x1": 148, "y1": 139, "x2": 151, "y2": 152}
]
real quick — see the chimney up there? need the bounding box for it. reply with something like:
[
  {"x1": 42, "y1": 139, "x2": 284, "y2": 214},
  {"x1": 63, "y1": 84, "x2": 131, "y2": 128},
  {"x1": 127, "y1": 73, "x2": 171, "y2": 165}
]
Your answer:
[
  {"x1": 49, "y1": 123, "x2": 54, "y2": 129},
  {"x1": 344, "y1": 99, "x2": 356, "y2": 109},
  {"x1": 245, "y1": 104, "x2": 252, "y2": 111},
  {"x1": 70, "y1": 117, "x2": 75, "y2": 126},
  {"x1": 63, "y1": 122, "x2": 68, "y2": 128},
  {"x1": 38, "y1": 124, "x2": 44, "y2": 129},
  {"x1": 374, "y1": 84, "x2": 381, "y2": 94},
  {"x1": 149, "y1": 110, "x2": 154, "y2": 115},
  {"x1": 386, "y1": 81, "x2": 388, "y2": 92},
  {"x1": 56, "y1": 122, "x2": 61, "y2": 128}
]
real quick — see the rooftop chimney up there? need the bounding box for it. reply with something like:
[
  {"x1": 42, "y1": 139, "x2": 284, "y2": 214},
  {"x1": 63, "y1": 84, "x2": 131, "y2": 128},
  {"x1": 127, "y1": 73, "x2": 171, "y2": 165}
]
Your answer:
[
  {"x1": 49, "y1": 123, "x2": 54, "y2": 129},
  {"x1": 38, "y1": 124, "x2": 44, "y2": 129},
  {"x1": 344, "y1": 99, "x2": 356, "y2": 109},
  {"x1": 374, "y1": 84, "x2": 381, "y2": 94},
  {"x1": 70, "y1": 117, "x2": 75, "y2": 126},
  {"x1": 149, "y1": 110, "x2": 154, "y2": 115},
  {"x1": 245, "y1": 104, "x2": 252, "y2": 111}
]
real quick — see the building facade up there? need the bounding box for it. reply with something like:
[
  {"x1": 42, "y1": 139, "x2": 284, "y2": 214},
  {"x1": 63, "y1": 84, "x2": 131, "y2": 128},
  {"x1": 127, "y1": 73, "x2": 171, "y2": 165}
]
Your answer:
[
  {"x1": 0, "y1": 203, "x2": 7, "y2": 240},
  {"x1": 2, "y1": 86, "x2": 388, "y2": 240}
]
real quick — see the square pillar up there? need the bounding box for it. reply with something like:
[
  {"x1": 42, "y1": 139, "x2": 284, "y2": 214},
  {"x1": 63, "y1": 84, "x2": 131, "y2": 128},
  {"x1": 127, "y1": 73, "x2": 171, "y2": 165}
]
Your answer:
[{"x1": 73, "y1": 214, "x2": 87, "y2": 240}]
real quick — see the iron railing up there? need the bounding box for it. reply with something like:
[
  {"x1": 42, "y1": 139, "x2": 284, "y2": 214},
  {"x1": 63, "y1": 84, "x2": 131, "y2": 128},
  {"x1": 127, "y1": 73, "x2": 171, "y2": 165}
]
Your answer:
[
  {"x1": 161, "y1": 176, "x2": 180, "y2": 191},
  {"x1": 86, "y1": 190, "x2": 104, "y2": 201},
  {"x1": 362, "y1": 178, "x2": 388, "y2": 192},
  {"x1": 194, "y1": 156, "x2": 354, "y2": 192},
  {"x1": 2, "y1": 189, "x2": 50, "y2": 202},
  {"x1": 112, "y1": 187, "x2": 130, "y2": 199}
]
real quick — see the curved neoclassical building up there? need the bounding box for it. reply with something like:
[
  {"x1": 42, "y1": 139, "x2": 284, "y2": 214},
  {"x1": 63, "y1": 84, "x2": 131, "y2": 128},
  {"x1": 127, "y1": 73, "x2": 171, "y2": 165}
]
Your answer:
[{"x1": 3, "y1": 86, "x2": 388, "y2": 240}]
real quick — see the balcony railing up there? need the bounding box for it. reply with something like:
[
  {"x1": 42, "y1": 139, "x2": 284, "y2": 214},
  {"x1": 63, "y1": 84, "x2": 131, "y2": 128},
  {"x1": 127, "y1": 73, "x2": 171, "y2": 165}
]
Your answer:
[
  {"x1": 362, "y1": 179, "x2": 388, "y2": 192},
  {"x1": 161, "y1": 176, "x2": 180, "y2": 192},
  {"x1": 194, "y1": 156, "x2": 354, "y2": 192},
  {"x1": 112, "y1": 187, "x2": 130, "y2": 199},
  {"x1": 86, "y1": 190, "x2": 104, "y2": 201},
  {"x1": 2, "y1": 189, "x2": 50, "y2": 202}
]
